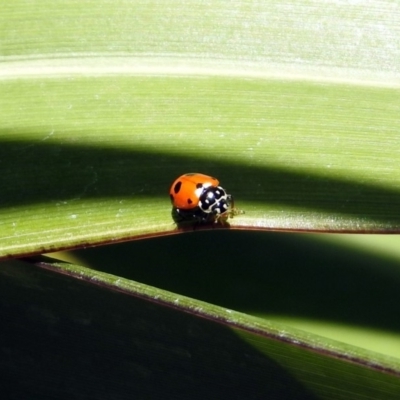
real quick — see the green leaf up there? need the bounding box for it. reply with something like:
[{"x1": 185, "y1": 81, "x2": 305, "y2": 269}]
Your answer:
[
  {"x1": 2, "y1": 256, "x2": 400, "y2": 399},
  {"x1": 1, "y1": 1, "x2": 400, "y2": 398},
  {"x1": 1, "y1": 1, "x2": 400, "y2": 258}
]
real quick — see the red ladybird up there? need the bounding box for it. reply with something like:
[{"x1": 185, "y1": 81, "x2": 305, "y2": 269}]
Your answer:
[{"x1": 169, "y1": 173, "x2": 239, "y2": 224}]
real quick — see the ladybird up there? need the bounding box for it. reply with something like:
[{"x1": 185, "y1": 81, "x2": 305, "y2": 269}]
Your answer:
[{"x1": 169, "y1": 173, "x2": 240, "y2": 224}]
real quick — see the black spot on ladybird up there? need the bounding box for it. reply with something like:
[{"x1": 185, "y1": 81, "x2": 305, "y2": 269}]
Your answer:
[{"x1": 173, "y1": 181, "x2": 182, "y2": 194}]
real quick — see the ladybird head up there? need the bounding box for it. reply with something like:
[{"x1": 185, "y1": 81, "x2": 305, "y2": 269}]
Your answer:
[{"x1": 198, "y1": 186, "x2": 231, "y2": 215}]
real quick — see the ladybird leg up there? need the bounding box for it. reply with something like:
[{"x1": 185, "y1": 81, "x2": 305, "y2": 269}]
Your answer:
[
  {"x1": 225, "y1": 194, "x2": 245, "y2": 218},
  {"x1": 227, "y1": 194, "x2": 234, "y2": 207}
]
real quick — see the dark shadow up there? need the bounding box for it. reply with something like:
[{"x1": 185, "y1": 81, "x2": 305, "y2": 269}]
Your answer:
[
  {"x1": 70, "y1": 231, "x2": 400, "y2": 334},
  {"x1": 1, "y1": 132, "x2": 400, "y2": 225}
]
